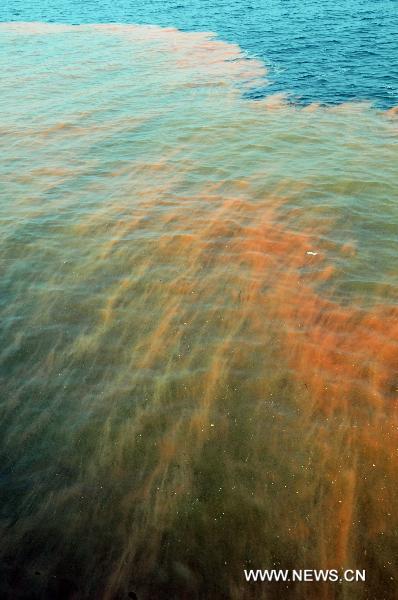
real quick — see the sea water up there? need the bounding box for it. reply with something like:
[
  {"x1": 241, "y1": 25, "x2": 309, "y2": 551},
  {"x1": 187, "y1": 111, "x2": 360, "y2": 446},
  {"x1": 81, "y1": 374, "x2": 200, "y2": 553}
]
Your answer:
[
  {"x1": 1, "y1": 0, "x2": 398, "y2": 107},
  {"x1": 0, "y1": 10, "x2": 397, "y2": 600}
]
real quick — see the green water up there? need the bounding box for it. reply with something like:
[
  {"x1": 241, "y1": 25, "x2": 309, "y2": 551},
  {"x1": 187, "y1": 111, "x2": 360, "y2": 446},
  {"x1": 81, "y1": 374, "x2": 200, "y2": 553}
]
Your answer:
[{"x1": 0, "y1": 23, "x2": 397, "y2": 599}]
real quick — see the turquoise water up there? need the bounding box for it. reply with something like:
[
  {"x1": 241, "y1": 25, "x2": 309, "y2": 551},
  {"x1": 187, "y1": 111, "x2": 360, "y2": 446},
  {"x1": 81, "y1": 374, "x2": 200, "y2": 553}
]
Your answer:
[
  {"x1": 0, "y1": 14, "x2": 397, "y2": 600},
  {"x1": 1, "y1": 0, "x2": 398, "y2": 107}
]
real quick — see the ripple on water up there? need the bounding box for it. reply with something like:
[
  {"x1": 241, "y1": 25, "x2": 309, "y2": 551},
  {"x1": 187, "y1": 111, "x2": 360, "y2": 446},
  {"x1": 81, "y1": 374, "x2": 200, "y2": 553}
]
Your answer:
[{"x1": 0, "y1": 22, "x2": 397, "y2": 600}]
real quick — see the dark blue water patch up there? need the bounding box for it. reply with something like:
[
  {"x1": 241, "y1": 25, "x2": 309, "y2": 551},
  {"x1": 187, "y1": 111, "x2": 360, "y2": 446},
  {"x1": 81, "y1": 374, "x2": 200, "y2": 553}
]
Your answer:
[{"x1": 0, "y1": 0, "x2": 397, "y2": 108}]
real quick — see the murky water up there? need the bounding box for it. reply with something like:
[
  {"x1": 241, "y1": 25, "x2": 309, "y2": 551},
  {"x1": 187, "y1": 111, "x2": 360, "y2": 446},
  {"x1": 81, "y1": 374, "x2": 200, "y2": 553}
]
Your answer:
[
  {"x1": 0, "y1": 22, "x2": 397, "y2": 600},
  {"x1": 2, "y1": 0, "x2": 398, "y2": 108}
]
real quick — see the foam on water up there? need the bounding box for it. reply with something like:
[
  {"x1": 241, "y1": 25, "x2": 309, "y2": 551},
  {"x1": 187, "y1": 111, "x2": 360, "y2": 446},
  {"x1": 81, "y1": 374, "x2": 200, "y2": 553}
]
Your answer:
[{"x1": 0, "y1": 22, "x2": 397, "y2": 599}]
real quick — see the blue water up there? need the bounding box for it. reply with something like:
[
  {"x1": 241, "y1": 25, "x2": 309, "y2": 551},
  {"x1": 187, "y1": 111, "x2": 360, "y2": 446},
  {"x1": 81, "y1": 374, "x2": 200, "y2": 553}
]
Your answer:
[{"x1": 1, "y1": 0, "x2": 397, "y2": 108}]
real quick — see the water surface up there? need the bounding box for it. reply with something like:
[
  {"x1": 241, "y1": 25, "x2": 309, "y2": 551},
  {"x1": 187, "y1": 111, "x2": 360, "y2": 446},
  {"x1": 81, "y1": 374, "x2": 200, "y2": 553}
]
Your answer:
[
  {"x1": 1, "y1": 0, "x2": 398, "y2": 107},
  {"x1": 0, "y1": 20, "x2": 397, "y2": 600}
]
